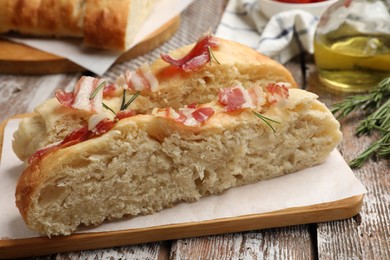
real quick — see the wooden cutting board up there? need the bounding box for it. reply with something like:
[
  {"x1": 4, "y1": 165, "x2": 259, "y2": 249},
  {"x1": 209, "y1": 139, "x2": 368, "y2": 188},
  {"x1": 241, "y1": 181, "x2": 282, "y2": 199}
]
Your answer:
[
  {"x1": 0, "y1": 116, "x2": 364, "y2": 259},
  {"x1": 0, "y1": 16, "x2": 180, "y2": 75}
]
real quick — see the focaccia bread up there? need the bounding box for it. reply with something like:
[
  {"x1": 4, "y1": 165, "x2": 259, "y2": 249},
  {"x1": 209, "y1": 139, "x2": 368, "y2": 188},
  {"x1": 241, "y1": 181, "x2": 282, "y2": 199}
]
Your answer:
[
  {"x1": 15, "y1": 89, "x2": 341, "y2": 236},
  {"x1": 13, "y1": 37, "x2": 297, "y2": 161},
  {"x1": 0, "y1": 0, "x2": 158, "y2": 51},
  {"x1": 13, "y1": 35, "x2": 342, "y2": 236}
]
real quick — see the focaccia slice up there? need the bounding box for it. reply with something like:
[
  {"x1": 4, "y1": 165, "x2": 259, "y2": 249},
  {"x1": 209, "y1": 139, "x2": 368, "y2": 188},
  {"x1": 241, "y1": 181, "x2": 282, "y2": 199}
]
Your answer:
[{"x1": 15, "y1": 87, "x2": 342, "y2": 236}]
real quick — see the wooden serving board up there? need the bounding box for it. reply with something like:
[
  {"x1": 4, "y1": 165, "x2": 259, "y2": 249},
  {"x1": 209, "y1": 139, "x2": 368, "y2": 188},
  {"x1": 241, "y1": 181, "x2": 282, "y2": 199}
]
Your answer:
[
  {"x1": 0, "y1": 16, "x2": 180, "y2": 75},
  {"x1": 0, "y1": 116, "x2": 364, "y2": 259}
]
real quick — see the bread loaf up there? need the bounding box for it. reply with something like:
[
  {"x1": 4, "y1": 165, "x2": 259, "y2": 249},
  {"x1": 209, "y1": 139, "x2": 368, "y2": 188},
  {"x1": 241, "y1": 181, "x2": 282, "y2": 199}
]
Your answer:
[
  {"x1": 13, "y1": 35, "x2": 342, "y2": 236},
  {"x1": 0, "y1": 0, "x2": 158, "y2": 51}
]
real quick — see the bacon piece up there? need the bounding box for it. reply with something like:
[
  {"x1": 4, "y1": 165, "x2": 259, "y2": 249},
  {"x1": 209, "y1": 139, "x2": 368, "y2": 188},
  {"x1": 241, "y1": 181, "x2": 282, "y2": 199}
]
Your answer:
[
  {"x1": 163, "y1": 107, "x2": 186, "y2": 123},
  {"x1": 248, "y1": 85, "x2": 266, "y2": 107},
  {"x1": 139, "y1": 62, "x2": 159, "y2": 92},
  {"x1": 63, "y1": 126, "x2": 90, "y2": 143},
  {"x1": 266, "y1": 83, "x2": 290, "y2": 104},
  {"x1": 28, "y1": 145, "x2": 60, "y2": 165},
  {"x1": 125, "y1": 70, "x2": 145, "y2": 91},
  {"x1": 93, "y1": 119, "x2": 116, "y2": 135},
  {"x1": 218, "y1": 87, "x2": 245, "y2": 110},
  {"x1": 153, "y1": 105, "x2": 214, "y2": 126},
  {"x1": 115, "y1": 109, "x2": 137, "y2": 120},
  {"x1": 174, "y1": 110, "x2": 187, "y2": 123},
  {"x1": 161, "y1": 33, "x2": 219, "y2": 72},
  {"x1": 103, "y1": 83, "x2": 118, "y2": 98},
  {"x1": 181, "y1": 53, "x2": 211, "y2": 72},
  {"x1": 187, "y1": 102, "x2": 198, "y2": 109},
  {"x1": 192, "y1": 107, "x2": 214, "y2": 123},
  {"x1": 124, "y1": 63, "x2": 159, "y2": 92},
  {"x1": 28, "y1": 126, "x2": 89, "y2": 164},
  {"x1": 218, "y1": 85, "x2": 254, "y2": 112},
  {"x1": 29, "y1": 118, "x2": 115, "y2": 164},
  {"x1": 72, "y1": 77, "x2": 104, "y2": 112},
  {"x1": 55, "y1": 89, "x2": 74, "y2": 108},
  {"x1": 55, "y1": 76, "x2": 105, "y2": 112}
]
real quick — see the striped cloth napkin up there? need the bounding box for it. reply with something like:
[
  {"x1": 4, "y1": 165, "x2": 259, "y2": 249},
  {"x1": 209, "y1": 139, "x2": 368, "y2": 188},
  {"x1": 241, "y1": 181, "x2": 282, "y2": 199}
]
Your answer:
[{"x1": 215, "y1": 0, "x2": 319, "y2": 64}]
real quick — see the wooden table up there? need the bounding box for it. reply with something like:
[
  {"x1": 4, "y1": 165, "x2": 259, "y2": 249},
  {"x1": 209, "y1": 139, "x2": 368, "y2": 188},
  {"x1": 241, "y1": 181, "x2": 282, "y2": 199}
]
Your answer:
[{"x1": 0, "y1": 0, "x2": 388, "y2": 259}]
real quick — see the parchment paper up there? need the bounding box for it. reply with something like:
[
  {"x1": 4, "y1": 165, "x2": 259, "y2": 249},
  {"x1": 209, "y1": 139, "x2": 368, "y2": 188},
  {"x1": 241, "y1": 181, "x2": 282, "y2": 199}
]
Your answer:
[
  {"x1": 0, "y1": 119, "x2": 366, "y2": 239},
  {"x1": 2, "y1": 0, "x2": 195, "y2": 76}
]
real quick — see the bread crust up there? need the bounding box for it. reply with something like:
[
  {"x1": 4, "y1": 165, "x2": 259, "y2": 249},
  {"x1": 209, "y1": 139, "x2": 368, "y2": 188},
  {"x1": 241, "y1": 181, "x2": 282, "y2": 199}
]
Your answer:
[
  {"x1": 0, "y1": 0, "x2": 156, "y2": 50},
  {"x1": 0, "y1": 0, "x2": 84, "y2": 37},
  {"x1": 152, "y1": 38, "x2": 298, "y2": 89},
  {"x1": 83, "y1": 0, "x2": 130, "y2": 50}
]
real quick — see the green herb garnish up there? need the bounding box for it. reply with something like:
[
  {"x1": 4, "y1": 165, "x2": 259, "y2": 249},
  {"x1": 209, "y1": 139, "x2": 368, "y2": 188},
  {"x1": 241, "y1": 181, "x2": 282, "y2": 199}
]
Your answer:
[
  {"x1": 208, "y1": 46, "x2": 221, "y2": 66},
  {"x1": 252, "y1": 111, "x2": 280, "y2": 133},
  {"x1": 331, "y1": 77, "x2": 390, "y2": 168},
  {"x1": 120, "y1": 90, "x2": 140, "y2": 111},
  {"x1": 89, "y1": 80, "x2": 106, "y2": 100},
  {"x1": 120, "y1": 89, "x2": 127, "y2": 110},
  {"x1": 101, "y1": 85, "x2": 140, "y2": 115},
  {"x1": 103, "y1": 102, "x2": 117, "y2": 115}
]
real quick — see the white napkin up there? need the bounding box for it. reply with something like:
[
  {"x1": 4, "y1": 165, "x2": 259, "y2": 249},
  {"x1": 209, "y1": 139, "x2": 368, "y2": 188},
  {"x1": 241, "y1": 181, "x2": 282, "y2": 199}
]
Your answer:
[
  {"x1": 215, "y1": 0, "x2": 320, "y2": 64},
  {"x1": 2, "y1": 0, "x2": 194, "y2": 75}
]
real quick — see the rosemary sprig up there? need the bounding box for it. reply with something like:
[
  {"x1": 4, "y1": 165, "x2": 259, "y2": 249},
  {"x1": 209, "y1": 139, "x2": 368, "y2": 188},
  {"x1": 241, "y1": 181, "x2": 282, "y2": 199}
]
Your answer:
[
  {"x1": 89, "y1": 80, "x2": 106, "y2": 100},
  {"x1": 103, "y1": 102, "x2": 116, "y2": 115},
  {"x1": 331, "y1": 77, "x2": 390, "y2": 168},
  {"x1": 88, "y1": 80, "x2": 117, "y2": 115},
  {"x1": 252, "y1": 111, "x2": 280, "y2": 133},
  {"x1": 331, "y1": 77, "x2": 390, "y2": 120},
  {"x1": 349, "y1": 131, "x2": 390, "y2": 168},
  {"x1": 356, "y1": 99, "x2": 390, "y2": 136},
  {"x1": 208, "y1": 46, "x2": 221, "y2": 65},
  {"x1": 99, "y1": 84, "x2": 140, "y2": 115},
  {"x1": 120, "y1": 89, "x2": 127, "y2": 110},
  {"x1": 121, "y1": 91, "x2": 140, "y2": 111}
]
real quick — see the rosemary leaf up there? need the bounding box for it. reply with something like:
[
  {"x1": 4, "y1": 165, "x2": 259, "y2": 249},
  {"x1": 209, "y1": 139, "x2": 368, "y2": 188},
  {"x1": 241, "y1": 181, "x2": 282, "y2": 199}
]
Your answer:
[
  {"x1": 122, "y1": 91, "x2": 140, "y2": 110},
  {"x1": 252, "y1": 111, "x2": 280, "y2": 133},
  {"x1": 103, "y1": 102, "x2": 116, "y2": 115},
  {"x1": 120, "y1": 89, "x2": 127, "y2": 110},
  {"x1": 89, "y1": 81, "x2": 106, "y2": 100},
  {"x1": 208, "y1": 46, "x2": 221, "y2": 65}
]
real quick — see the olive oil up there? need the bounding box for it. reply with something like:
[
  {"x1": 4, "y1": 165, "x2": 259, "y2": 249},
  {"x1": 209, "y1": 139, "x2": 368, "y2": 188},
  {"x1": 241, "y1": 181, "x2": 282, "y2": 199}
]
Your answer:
[{"x1": 314, "y1": 35, "x2": 390, "y2": 92}]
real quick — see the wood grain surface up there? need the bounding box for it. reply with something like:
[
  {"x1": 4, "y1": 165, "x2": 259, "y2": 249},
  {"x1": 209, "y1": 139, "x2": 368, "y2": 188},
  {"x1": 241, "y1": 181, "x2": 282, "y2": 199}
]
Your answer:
[{"x1": 0, "y1": 0, "x2": 388, "y2": 259}]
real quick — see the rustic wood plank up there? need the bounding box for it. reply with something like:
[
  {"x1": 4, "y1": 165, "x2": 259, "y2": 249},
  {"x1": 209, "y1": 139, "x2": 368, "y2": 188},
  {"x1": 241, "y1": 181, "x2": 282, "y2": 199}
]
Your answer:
[
  {"x1": 55, "y1": 241, "x2": 170, "y2": 260},
  {"x1": 316, "y1": 116, "x2": 390, "y2": 259},
  {"x1": 303, "y1": 58, "x2": 390, "y2": 259},
  {"x1": 0, "y1": 74, "x2": 79, "y2": 123},
  {"x1": 170, "y1": 225, "x2": 315, "y2": 259},
  {"x1": 0, "y1": 194, "x2": 362, "y2": 259},
  {"x1": 18, "y1": 241, "x2": 170, "y2": 260}
]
